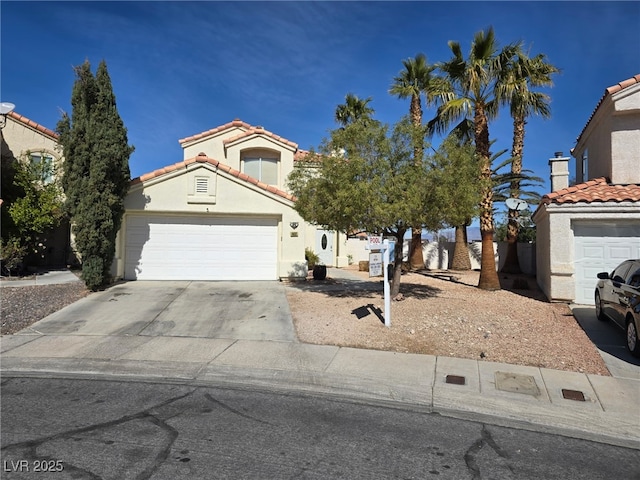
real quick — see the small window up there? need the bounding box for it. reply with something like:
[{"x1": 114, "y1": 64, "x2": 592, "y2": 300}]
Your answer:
[
  {"x1": 581, "y1": 150, "x2": 588, "y2": 182},
  {"x1": 29, "y1": 152, "x2": 54, "y2": 184},
  {"x1": 195, "y1": 177, "x2": 208, "y2": 194},
  {"x1": 244, "y1": 157, "x2": 278, "y2": 185}
]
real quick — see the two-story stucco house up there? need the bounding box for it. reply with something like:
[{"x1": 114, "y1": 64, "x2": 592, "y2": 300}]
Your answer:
[
  {"x1": 533, "y1": 74, "x2": 640, "y2": 304},
  {"x1": 113, "y1": 119, "x2": 345, "y2": 281},
  {"x1": 1, "y1": 111, "x2": 70, "y2": 267}
]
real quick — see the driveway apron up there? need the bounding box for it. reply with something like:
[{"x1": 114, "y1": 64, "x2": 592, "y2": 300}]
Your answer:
[{"x1": 23, "y1": 281, "x2": 296, "y2": 342}]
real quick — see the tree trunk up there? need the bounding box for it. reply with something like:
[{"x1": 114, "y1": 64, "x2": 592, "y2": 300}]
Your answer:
[
  {"x1": 500, "y1": 211, "x2": 522, "y2": 274},
  {"x1": 409, "y1": 230, "x2": 424, "y2": 270},
  {"x1": 390, "y1": 230, "x2": 406, "y2": 297},
  {"x1": 475, "y1": 104, "x2": 501, "y2": 290},
  {"x1": 451, "y1": 224, "x2": 471, "y2": 271},
  {"x1": 478, "y1": 229, "x2": 500, "y2": 290},
  {"x1": 501, "y1": 116, "x2": 525, "y2": 274}
]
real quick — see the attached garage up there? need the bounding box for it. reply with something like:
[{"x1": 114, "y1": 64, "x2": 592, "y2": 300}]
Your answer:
[
  {"x1": 573, "y1": 222, "x2": 640, "y2": 304},
  {"x1": 124, "y1": 215, "x2": 278, "y2": 281}
]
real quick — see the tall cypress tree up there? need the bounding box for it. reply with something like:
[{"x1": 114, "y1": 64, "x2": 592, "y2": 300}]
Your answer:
[{"x1": 57, "y1": 60, "x2": 133, "y2": 290}]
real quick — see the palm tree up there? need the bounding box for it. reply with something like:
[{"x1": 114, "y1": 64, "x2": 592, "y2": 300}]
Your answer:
[
  {"x1": 335, "y1": 93, "x2": 374, "y2": 127},
  {"x1": 429, "y1": 27, "x2": 519, "y2": 290},
  {"x1": 389, "y1": 53, "x2": 439, "y2": 270},
  {"x1": 497, "y1": 50, "x2": 559, "y2": 273}
]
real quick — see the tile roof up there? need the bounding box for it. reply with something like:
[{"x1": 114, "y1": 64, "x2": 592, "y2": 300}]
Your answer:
[
  {"x1": 7, "y1": 111, "x2": 58, "y2": 139},
  {"x1": 540, "y1": 177, "x2": 640, "y2": 205},
  {"x1": 178, "y1": 119, "x2": 252, "y2": 145},
  {"x1": 130, "y1": 153, "x2": 296, "y2": 202},
  {"x1": 223, "y1": 125, "x2": 298, "y2": 149},
  {"x1": 178, "y1": 119, "x2": 298, "y2": 151},
  {"x1": 575, "y1": 74, "x2": 640, "y2": 145}
]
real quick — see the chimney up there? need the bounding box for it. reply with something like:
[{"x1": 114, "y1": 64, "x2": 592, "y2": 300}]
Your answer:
[{"x1": 549, "y1": 151, "x2": 570, "y2": 191}]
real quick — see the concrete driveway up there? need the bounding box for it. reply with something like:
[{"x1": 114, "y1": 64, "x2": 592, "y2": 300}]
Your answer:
[{"x1": 26, "y1": 281, "x2": 296, "y2": 342}]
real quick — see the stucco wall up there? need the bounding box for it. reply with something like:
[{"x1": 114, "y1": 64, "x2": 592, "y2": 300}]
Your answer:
[
  {"x1": 118, "y1": 163, "x2": 307, "y2": 280},
  {"x1": 534, "y1": 202, "x2": 640, "y2": 302},
  {"x1": 2, "y1": 116, "x2": 62, "y2": 171}
]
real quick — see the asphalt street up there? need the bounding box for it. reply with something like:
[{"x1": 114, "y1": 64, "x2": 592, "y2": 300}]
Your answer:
[{"x1": 1, "y1": 377, "x2": 638, "y2": 480}]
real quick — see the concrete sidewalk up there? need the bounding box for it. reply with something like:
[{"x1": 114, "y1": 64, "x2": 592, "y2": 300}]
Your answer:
[
  {"x1": 2, "y1": 332, "x2": 639, "y2": 449},
  {"x1": 1, "y1": 268, "x2": 639, "y2": 449}
]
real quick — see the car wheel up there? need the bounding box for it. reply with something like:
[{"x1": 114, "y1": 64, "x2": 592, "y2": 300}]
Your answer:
[
  {"x1": 626, "y1": 318, "x2": 640, "y2": 357},
  {"x1": 595, "y1": 291, "x2": 607, "y2": 321}
]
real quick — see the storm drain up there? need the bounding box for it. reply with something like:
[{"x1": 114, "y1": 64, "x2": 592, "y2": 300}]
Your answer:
[
  {"x1": 445, "y1": 375, "x2": 466, "y2": 385},
  {"x1": 561, "y1": 389, "x2": 586, "y2": 402},
  {"x1": 495, "y1": 371, "x2": 540, "y2": 396}
]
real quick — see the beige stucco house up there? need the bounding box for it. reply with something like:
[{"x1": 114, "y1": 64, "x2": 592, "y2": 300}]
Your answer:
[
  {"x1": 113, "y1": 119, "x2": 348, "y2": 281},
  {"x1": 1, "y1": 111, "x2": 70, "y2": 266},
  {"x1": 533, "y1": 74, "x2": 640, "y2": 304}
]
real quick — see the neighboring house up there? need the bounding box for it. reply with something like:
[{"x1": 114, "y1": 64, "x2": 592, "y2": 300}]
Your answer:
[
  {"x1": 113, "y1": 119, "x2": 348, "y2": 281},
  {"x1": 0, "y1": 111, "x2": 69, "y2": 266},
  {"x1": 533, "y1": 74, "x2": 640, "y2": 305}
]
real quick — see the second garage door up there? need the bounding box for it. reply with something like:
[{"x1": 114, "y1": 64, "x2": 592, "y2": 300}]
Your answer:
[
  {"x1": 125, "y1": 215, "x2": 278, "y2": 280},
  {"x1": 574, "y1": 222, "x2": 640, "y2": 304}
]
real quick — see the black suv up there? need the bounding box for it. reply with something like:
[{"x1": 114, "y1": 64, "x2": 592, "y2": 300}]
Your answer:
[{"x1": 595, "y1": 259, "x2": 640, "y2": 357}]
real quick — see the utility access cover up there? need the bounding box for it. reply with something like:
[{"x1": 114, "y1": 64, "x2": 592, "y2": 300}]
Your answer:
[{"x1": 495, "y1": 371, "x2": 540, "y2": 396}]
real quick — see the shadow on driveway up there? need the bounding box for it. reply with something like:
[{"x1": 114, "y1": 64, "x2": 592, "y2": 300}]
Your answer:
[{"x1": 572, "y1": 306, "x2": 640, "y2": 375}]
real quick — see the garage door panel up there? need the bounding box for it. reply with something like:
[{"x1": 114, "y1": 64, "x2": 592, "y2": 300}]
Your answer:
[
  {"x1": 574, "y1": 222, "x2": 640, "y2": 304},
  {"x1": 125, "y1": 215, "x2": 278, "y2": 281}
]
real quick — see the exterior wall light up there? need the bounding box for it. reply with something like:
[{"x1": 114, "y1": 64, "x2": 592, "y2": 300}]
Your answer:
[{"x1": 0, "y1": 102, "x2": 15, "y2": 129}]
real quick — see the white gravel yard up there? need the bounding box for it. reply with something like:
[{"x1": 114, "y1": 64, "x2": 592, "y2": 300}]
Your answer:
[{"x1": 286, "y1": 266, "x2": 610, "y2": 376}]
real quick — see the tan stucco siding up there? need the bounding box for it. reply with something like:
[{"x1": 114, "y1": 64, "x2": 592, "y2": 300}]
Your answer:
[
  {"x1": 181, "y1": 126, "x2": 247, "y2": 162},
  {"x1": 119, "y1": 164, "x2": 307, "y2": 280},
  {"x1": 611, "y1": 114, "x2": 640, "y2": 184},
  {"x1": 2, "y1": 118, "x2": 63, "y2": 173},
  {"x1": 534, "y1": 202, "x2": 640, "y2": 302}
]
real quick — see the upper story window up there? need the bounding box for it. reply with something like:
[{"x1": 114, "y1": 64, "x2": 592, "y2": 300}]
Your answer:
[
  {"x1": 581, "y1": 149, "x2": 588, "y2": 183},
  {"x1": 29, "y1": 152, "x2": 55, "y2": 184},
  {"x1": 243, "y1": 156, "x2": 278, "y2": 185}
]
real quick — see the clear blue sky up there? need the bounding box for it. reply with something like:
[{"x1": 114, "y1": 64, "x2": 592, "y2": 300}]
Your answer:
[{"x1": 2, "y1": 1, "x2": 638, "y2": 203}]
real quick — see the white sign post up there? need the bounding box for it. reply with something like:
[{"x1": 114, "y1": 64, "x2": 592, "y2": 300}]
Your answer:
[
  {"x1": 382, "y1": 239, "x2": 391, "y2": 327},
  {"x1": 366, "y1": 236, "x2": 391, "y2": 327}
]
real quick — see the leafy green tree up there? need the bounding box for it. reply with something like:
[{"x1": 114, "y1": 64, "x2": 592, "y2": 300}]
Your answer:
[
  {"x1": 496, "y1": 48, "x2": 558, "y2": 273},
  {"x1": 335, "y1": 93, "x2": 374, "y2": 126},
  {"x1": 389, "y1": 53, "x2": 441, "y2": 270},
  {"x1": 57, "y1": 60, "x2": 134, "y2": 290},
  {"x1": 430, "y1": 134, "x2": 479, "y2": 270},
  {"x1": 429, "y1": 27, "x2": 519, "y2": 290},
  {"x1": 288, "y1": 118, "x2": 443, "y2": 296},
  {"x1": 8, "y1": 152, "x2": 64, "y2": 248}
]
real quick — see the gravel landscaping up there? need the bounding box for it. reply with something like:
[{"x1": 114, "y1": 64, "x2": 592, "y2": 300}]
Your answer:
[
  {"x1": 1, "y1": 266, "x2": 610, "y2": 376},
  {"x1": 286, "y1": 266, "x2": 610, "y2": 376}
]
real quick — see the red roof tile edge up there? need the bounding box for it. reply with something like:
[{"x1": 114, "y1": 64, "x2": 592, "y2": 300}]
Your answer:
[
  {"x1": 575, "y1": 74, "x2": 640, "y2": 146},
  {"x1": 222, "y1": 127, "x2": 298, "y2": 149},
  {"x1": 7, "y1": 111, "x2": 58, "y2": 139},
  {"x1": 178, "y1": 119, "x2": 252, "y2": 144},
  {"x1": 130, "y1": 153, "x2": 296, "y2": 202},
  {"x1": 178, "y1": 118, "x2": 299, "y2": 150},
  {"x1": 541, "y1": 177, "x2": 640, "y2": 204}
]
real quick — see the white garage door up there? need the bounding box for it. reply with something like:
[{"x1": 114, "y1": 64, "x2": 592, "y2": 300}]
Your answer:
[
  {"x1": 574, "y1": 222, "x2": 640, "y2": 304},
  {"x1": 125, "y1": 215, "x2": 278, "y2": 280}
]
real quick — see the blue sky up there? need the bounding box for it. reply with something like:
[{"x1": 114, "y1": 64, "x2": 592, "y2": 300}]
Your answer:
[{"x1": 2, "y1": 1, "x2": 638, "y2": 211}]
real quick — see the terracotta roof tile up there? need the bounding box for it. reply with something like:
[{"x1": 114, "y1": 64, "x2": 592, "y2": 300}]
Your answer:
[
  {"x1": 130, "y1": 153, "x2": 295, "y2": 202},
  {"x1": 541, "y1": 177, "x2": 640, "y2": 204},
  {"x1": 576, "y1": 74, "x2": 640, "y2": 145},
  {"x1": 7, "y1": 111, "x2": 58, "y2": 139},
  {"x1": 178, "y1": 119, "x2": 252, "y2": 144},
  {"x1": 222, "y1": 126, "x2": 298, "y2": 149}
]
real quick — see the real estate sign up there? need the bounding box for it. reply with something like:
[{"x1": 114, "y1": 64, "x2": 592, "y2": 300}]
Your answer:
[{"x1": 369, "y1": 252, "x2": 382, "y2": 277}]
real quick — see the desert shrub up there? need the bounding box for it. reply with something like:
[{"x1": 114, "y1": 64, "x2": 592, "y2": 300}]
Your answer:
[{"x1": 305, "y1": 248, "x2": 320, "y2": 269}]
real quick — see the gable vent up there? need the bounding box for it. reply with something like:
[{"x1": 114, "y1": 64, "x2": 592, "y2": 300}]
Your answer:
[{"x1": 195, "y1": 177, "x2": 209, "y2": 194}]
